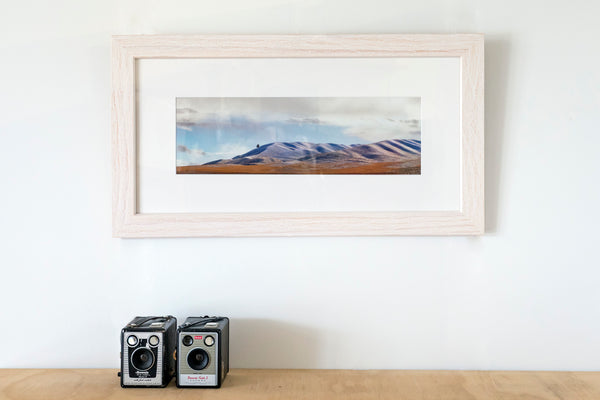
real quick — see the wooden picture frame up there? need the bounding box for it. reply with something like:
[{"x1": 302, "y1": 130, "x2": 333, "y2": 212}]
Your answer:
[{"x1": 112, "y1": 34, "x2": 484, "y2": 237}]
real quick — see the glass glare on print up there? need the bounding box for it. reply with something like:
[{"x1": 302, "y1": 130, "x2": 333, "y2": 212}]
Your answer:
[{"x1": 176, "y1": 97, "x2": 421, "y2": 175}]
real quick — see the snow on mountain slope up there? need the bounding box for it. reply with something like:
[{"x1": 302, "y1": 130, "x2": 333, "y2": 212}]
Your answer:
[{"x1": 204, "y1": 139, "x2": 420, "y2": 165}]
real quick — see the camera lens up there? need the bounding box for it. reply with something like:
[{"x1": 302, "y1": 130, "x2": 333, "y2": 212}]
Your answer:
[
  {"x1": 131, "y1": 348, "x2": 155, "y2": 371},
  {"x1": 182, "y1": 335, "x2": 193, "y2": 346},
  {"x1": 187, "y1": 348, "x2": 209, "y2": 370}
]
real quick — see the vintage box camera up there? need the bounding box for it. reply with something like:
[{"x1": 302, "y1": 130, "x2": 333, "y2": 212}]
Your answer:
[
  {"x1": 120, "y1": 316, "x2": 177, "y2": 388},
  {"x1": 176, "y1": 316, "x2": 230, "y2": 388}
]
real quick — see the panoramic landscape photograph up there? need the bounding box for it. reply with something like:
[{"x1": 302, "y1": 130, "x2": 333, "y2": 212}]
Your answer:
[{"x1": 176, "y1": 97, "x2": 421, "y2": 175}]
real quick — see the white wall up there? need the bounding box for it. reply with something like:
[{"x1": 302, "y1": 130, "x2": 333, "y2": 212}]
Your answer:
[{"x1": 1, "y1": 0, "x2": 599, "y2": 370}]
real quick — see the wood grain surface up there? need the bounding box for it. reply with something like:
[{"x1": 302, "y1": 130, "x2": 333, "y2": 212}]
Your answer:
[{"x1": 2, "y1": 369, "x2": 600, "y2": 400}]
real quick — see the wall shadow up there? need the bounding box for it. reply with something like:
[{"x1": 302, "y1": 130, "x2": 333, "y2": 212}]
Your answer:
[
  {"x1": 484, "y1": 35, "x2": 512, "y2": 233},
  {"x1": 229, "y1": 318, "x2": 319, "y2": 369}
]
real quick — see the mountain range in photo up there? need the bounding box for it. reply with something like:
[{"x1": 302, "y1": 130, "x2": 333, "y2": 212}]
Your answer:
[{"x1": 176, "y1": 138, "x2": 421, "y2": 174}]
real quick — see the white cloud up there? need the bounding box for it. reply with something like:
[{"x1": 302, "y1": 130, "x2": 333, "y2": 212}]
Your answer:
[
  {"x1": 177, "y1": 145, "x2": 205, "y2": 156},
  {"x1": 176, "y1": 97, "x2": 420, "y2": 142},
  {"x1": 176, "y1": 143, "x2": 251, "y2": 166}
]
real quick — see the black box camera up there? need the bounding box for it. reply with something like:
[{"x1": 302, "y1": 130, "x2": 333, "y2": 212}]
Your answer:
[
  {"x1": 176, "y1": 316, "x2": 229, "y2": 388},
  {"x1": 120, "y1": 316, "x2": 177, "y2": 388}
]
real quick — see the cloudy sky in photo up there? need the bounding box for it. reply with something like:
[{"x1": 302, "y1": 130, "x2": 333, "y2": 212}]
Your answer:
[{"x1": 176, "y1": 97, "x2": 420, "y2": 166}]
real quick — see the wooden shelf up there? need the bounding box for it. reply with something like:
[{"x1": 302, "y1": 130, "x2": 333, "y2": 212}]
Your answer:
[{"x1": 1, "y1": 369, "x2": 599, "y2": 399}]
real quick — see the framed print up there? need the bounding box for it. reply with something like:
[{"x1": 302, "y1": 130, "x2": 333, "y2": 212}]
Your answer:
[{"x1": 111, "y1": 34, "x2": 484, "y2": 237}]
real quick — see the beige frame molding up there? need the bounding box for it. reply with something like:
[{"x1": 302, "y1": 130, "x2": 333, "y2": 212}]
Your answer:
[{"x1": 111, "y1": 34, "x2": 484, "y2": 238}]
